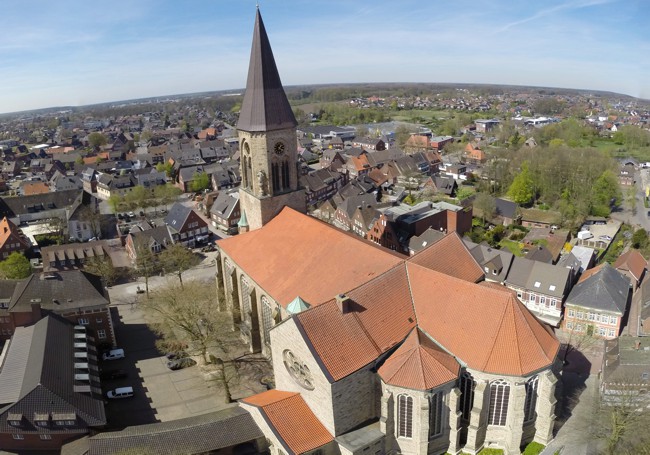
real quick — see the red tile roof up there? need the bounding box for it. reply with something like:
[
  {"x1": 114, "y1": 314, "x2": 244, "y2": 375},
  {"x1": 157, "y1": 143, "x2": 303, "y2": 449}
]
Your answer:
[
  {"x1": 218, "y1": 207, "x2": 403, "y2": 307},
  {"x1": 242, "y1": 390, "x2": 332, "y2": 454},
  {"x1": 378, "y1": 328, "x2": 459, "y2": 390},
  {"x1": 297, "y1": 264, "x2": 416, "y2": 381},
  {"x1": 408, "y1": 263, "x2": 559, "y2": 376},
  {"x1": 408, "y1": 232, "x2": 484, "y2": 283},
  {"x1": 613, "y1": 249, "x2": 647, "y2": 281}
]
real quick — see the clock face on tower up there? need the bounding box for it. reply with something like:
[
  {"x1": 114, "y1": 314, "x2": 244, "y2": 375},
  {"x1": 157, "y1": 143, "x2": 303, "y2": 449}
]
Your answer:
[
  {"x1": 282, "y1": 349, "x2": 315, "y2": 390},
  {"x1": 273, "y1": 142, "x2": 285, "y2": 156}
]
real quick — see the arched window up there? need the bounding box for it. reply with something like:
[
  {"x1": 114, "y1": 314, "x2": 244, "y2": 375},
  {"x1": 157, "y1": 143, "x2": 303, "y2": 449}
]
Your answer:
[
  {"x1": 488, "y1": 379, "x2": 510, "y2": 426},
  {"x1": 261, "y1": 296, "x2": 274, "y2": 346},
  {"x1": 240, "y1": 276, "x2": 251, "y2": 320},
  {"x1": 524, "y1": 375, "x2": 539, "y2": 423},
  {"x1": 459, "y1": 372, "x2": 475, "y2": 421},
  {"x1": 429, "y1": 391, "x2": 445, "y2": 438},
  {"x1": 282, "y1": 160, "x2": 290, "y2": 190},
  {"x1": 271, "y1": 162, "x2": 280, "y2": 193},
  {"x1": 397, "y1": 394, "x2": 413, "y2": 438}
]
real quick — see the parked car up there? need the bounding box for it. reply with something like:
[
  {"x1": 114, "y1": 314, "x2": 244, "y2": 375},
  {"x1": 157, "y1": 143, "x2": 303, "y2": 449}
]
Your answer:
[
  {"x1": 201, "y1": 244, "x2": 216, "y2": 253},
  {"x1": 100, "y1": 369, "x2": 127, "y2": 380},
  {"x1": 599, "y1": 235, "x2": 613, "y2": 241},
  {"x1": 167, "y1": 358, "x2": 196, "y2": 370},
  {"x1": 102, "y1": 348, "x2": 125, "y2": 361},
  {"x1": 106, "y1": 386, "x2": 134, "y2": 399},
  {"x1": 127, "y1": 211, "x2": 136, "y2": 217},
  {"x1": 139, "y1": 210, "x2": 145, "y2": 217},
  {"x1": 165, "y1": 351, "x2": 187, "y2": 360}
]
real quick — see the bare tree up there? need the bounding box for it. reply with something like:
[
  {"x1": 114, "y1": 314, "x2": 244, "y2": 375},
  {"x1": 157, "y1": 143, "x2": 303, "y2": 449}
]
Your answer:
[
  {"x1": 474, "y1": 192, "x2": 496, "y2": 224},
  {"x1": 84, "y1": 255, "x2": 118, "y2": 287},
  {"x1": 132, "y1": 239, "x2": 160, "y2": 297},
  {"x1": 159, "y1": 243, "x2": 201, "y2": 288}
]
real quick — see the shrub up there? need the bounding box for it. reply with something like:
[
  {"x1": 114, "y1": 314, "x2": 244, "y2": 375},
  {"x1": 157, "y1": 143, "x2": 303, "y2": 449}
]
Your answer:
[
  {"x1": 522, "y1": 441, "x2": 545, "y2": 455},
  {"x1": 478, "y1": 449, "x2": 504, "y2": 455}
]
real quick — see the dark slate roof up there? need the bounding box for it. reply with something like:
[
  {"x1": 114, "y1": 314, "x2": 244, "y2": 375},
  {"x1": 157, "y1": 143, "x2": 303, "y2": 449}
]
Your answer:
[
  {"x1": 526, "y1": 245, "x2": 554, "y2": 264},
  {"x1": 164, "y1": 202, "x2": 193, "y2": 231},
  {"x1": 0, "y1": 189, "x2": 81, "y2": 218},
  {"x1": 236, "y1": 9, "x2": 297, "y2": 132},
  {"x1": 495, "y1": 198, "x2": 518, "y2": 219},
  {"x1": 130, "y1": 225, "x2": 174, "y2": 249},
  {"x1": 8, "y1": 270, "x2": 109, "y2": 313},
  {"x1": 409, "y1": 227, "x2": 446, "y2": 254},
  {"x1": 210, "y1": 189, "x2": 240, "y2": 218},
  {"x1": 566, "y1": 263, "x2": 630, "y2": 314},
  {"x1": 0, "y1": 316, "x2": 106, "y2": 431},
  {"x1": 505, "y1": 256, "x2": 570, "y2": 299},
  {"x1": 464, "y1": 240, "x2": 514, "y2": 282},
  {"x1": 86, "y1": 406, "x2": 262, "y2": 455}
]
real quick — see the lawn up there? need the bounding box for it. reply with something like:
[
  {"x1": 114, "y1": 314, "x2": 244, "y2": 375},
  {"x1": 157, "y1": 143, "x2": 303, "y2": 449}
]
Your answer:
[{"x1": 500, "y1": 239, "x2": 525, "y2": 256}]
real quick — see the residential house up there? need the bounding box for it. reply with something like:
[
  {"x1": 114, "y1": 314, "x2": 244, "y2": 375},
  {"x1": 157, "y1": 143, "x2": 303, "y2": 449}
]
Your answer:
[
  {"x1": 81, "y1": 168, "x2": 98, "y2": 194},
  {"x1": 601, "y1": 337, "x2": 650, "y2": 406},
  {"x1": 441, "y1": 163, "x2": 467, "y2": 180},
  {"x1": 333, "y1": 193, "x2": 378, "y2": 232},
  {"x1": 424, "y1": 175, "x2": 457, "y2": 197},
  {"x1": 352, "y1": 137, "x2": 385, "y2": 151},
  {"x1": 319, "y1": 149, "x2": 346, "y2": 171},
  {"x1": 613, "y1": 249, "x2": 647, "y2": 289},
  {"x1": 210, "y1": 189, "x2": 241, "y2": 234},
  {"x1": 404, "y1": 134, "x2": 430, "y2": 153},
  {"x1": 95, "y1": 173, "x2": 137, "y2": 200},
  {"x1": 475, "y1": 119, "x2": 500, "y2": 132},
  {"x1": 1, "y1": 270, "x2": 114, "y2": 345},
  {"x1": 304, "y1": 169, "x2": 347, "y2": 206},
  {"x1": 21, "y1": 181, "x2": 50, "y2": 196},
  {"x1": 464, "y1": 240, "x2": 515, "y2": 283},
  {"x1": 0, "y1": 316, "x2": 106, "y2": 452},
  {"x1": 407, "y1": 227, "x2": 446, "y2": 255},
  {"x1": 464, "y1": 143, "x2": 486, "y2": 164},
  {"x1": 164, "y1": 203, "x2": 209, "y2": 247},
  {"x1": 0, "y1": 217, "x2": 31, "y2": 260},
  {"x1": 505, "y1": 256, "x2": 572, "y2": 326},
  {"x1": 49, "y1": 171, "x2": 82, "y2": 192},
  {"x1": 494, "y1": 198, "x2": 520, "y2": 226},
  {"x1": 350, "y1": 204, "x2": 378, "y2": 238},
  {"x1": 562, "y1": 264, "x2": 630, "y2": 339},
  {"x1": 0, "y1": 189, "x2": 81, "y2": 225},
  {"x1": 619, "y1": 164, "x2": 635, "y2": 186},
  {"x1": 66, "y1": 192, "x2": 112, "y2": 242},
  {"x1": 429, "y1": 135, "x2": 454, "y2": 151},
  {"x1": 125, "y1": 222, "x2": 174, "y2": 260}
]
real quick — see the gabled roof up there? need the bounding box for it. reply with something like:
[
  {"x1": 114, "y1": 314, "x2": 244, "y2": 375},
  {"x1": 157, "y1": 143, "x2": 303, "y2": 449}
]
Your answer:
[
  {"x1": 409, "y1": 232, "x2": 484, "y2": 283},
  {"x1": 378, "y1": 328, "x2": 459, "y2": 390},
  {"x1": 86, "y1": 406, "x2": 262, "y2": 455},
  {"x1": 613, "y1": 249, "x2": 647, "y2": 282},
  {"x1": 0, "y1": 315, "x2": 105, "y2": 428},
  {"x1": 566, "y1": 263, "x2": 630, "y2": 314},
  {"x1": 218, "y1": 207, "x2": 403, "y2": 307},
  {"x1": 242, "y1": 390, "x2": 332, "y2": 454},
  {"x1": 236, "y1": 9, "x2": 297, "y2": 132},
  {"x1": 505, "y1": 256, "x2": 570, "y2": 298},
  {"x1": 164, "y1": 202, "x2": 196, "y2": 231}
]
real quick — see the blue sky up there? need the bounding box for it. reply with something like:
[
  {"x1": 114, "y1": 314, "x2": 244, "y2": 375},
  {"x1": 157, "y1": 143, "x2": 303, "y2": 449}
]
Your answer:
[{"x1": 0, "y1": 0, "x2": 647, "y2": 114}]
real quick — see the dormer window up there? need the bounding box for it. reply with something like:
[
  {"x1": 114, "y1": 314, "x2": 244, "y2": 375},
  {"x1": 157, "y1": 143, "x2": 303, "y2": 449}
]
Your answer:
[
  {"x1": 534, "y1": 281, "x2": 541, "y2": 288},
  {"x1": 7, "y1": 413, "x2": 22, "y2": 426}
]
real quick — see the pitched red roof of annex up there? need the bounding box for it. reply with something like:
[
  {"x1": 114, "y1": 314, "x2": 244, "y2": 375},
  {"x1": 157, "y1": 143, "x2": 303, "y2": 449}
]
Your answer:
[
  {"x1": 613, "y1": 249, "x2": 647, "y2": 281},
  {"x1": 218, "y1": 207, "x2": 403, "y2": 307},
  {"x1": 378, "y1": 328, "x2": 459, "y2": 390},
  {"x1": 408, "y1": 232, "x2": 484, "y2": 283},
  {"x1": 241, "y1": 390, "x2": 332, "y2": 454}
]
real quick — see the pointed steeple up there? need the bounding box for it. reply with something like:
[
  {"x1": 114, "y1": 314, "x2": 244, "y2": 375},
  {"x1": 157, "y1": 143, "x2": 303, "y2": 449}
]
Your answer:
[{"x1": 237, "y1": 8, "x2": 297, "y2": 132}]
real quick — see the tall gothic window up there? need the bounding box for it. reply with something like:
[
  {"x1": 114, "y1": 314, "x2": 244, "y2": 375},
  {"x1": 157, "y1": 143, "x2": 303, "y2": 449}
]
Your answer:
[
  {"x1": 397, "y1": 394, "x2": 413, "y2": 438},
  {"x1": 459, "y1": 372, "x2": 475, "y2": 421},
  {"x1": 282, "y1": 160, "x2": 290, "y2": 190},
  {"x1": 524, "y1": 375, "x2": 539, "y2": 423},
  {"x1": 271, "y1": 162, "x2": 280, "y2": 193},
  {"x1": 488, "y1": 379, "x2": 510, "y2": 426},
  {"x1": 261, "y1": 296, "x2": 273, "y2": 346},
  {"x1": 240, "y1": 276, "x2": 252, "y2": 321},
  {"x1": 429, "y1": 391, "x2": 445, "y2": 438}
]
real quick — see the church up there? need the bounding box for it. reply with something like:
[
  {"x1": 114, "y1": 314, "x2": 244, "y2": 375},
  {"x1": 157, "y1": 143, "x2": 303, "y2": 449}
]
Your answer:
[{"x1": 215, "y1": 9, "x2": 561, "y2": 455}]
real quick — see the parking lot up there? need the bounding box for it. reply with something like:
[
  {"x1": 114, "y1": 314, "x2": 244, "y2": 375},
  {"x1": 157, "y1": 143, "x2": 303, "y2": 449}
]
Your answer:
[{"x1": 101, "y1": 299, "x2": 229, "y2": 428}]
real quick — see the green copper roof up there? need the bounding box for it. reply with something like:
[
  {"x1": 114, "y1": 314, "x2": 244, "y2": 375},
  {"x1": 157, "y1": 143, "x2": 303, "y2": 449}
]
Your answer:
[
  {"x1": 286, "y1": 296, "x2": 310, "y2": 314},
  {"x1": 237, "y1": 209, "x2": 249, "y2": 227}
]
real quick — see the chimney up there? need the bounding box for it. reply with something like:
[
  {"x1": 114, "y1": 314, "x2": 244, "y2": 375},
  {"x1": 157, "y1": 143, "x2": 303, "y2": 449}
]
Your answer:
[
  {"x1": 335, "y1": 293, "x2": 352, "y2": 314},
  {"x1": 635, "y1": 341, "x2": 641, "y2": 350}
]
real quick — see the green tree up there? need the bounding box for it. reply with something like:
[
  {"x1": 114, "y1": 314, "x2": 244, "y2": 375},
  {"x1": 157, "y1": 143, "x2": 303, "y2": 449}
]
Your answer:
[
  {"x1": 156, "y1": 162, "x2": 174, "y2": 178},
  {"x1": 84, "y1": 256, "x2": 118, "y2": 287},
  {"x1": 507, "y1": 162, "x2": 535, "y2": 205},
  {"x1": 0, "y1": 252, "x2": 32, "y2": 279},
  {"x1": 159, "y1": 243, "x2": 201, "y2": 288},
  {"x1": 108, "y1": 194, "x2": 124, "y2": 214},
  {"x1": 592, "y1": 170, "x2": 621, "y2": 216},
  {"x1": 632, "y1": 229, "x2": 649, "y2": 250},
  {"x1": 474, "y1": 192, "x2": 496, "y2": 223},
  {"x1": 133, "y1": 239, "x2": 160, "y2": 297},
  {"x1": 190, "y1": 172, "x2": 210, "y2": 193},
  {"x1": 87, "y1": 132, "x2": 107, "y2": 150}
]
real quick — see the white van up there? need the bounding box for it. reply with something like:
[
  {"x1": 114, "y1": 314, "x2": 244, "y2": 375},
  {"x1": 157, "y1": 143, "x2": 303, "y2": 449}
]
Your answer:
[
  {"x1": 106, "y1": 386, "x2": 134, "y2": 399},
  {"x1": 102, "y1": 348, "x2": 125, "y2": 361}
]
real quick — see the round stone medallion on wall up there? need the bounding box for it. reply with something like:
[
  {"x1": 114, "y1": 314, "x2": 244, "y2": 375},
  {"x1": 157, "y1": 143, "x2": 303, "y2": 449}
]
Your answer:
[{"x1": 282, "y1": 349, "x2": 315, "y2": 390}]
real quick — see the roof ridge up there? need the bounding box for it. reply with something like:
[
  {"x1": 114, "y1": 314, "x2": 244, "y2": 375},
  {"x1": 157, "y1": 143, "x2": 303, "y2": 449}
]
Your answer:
[
  {"x1": 511, "y1": 296, "x2": 556, "y2": 366},
  {"x1": 352, "y1": 311, "x2": 381, "y2": 355},
  {"x1": 481, "y1": 291, "x2": 510, "y2": 371},
  {"x1": 509, "y1": 299, "x2": 523, "y2": 376}
]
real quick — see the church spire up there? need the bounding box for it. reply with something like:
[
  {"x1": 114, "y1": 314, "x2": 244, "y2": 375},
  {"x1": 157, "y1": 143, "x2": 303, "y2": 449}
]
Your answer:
[{"x1": 236, "y1": 8, "x2": 297, "y2": 132}]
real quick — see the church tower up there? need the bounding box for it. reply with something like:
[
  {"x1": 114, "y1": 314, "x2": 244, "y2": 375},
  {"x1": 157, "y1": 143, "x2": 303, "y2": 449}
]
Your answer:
[{"x1": 236, "y1": 8, "x2": 306, "y2": 231}]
